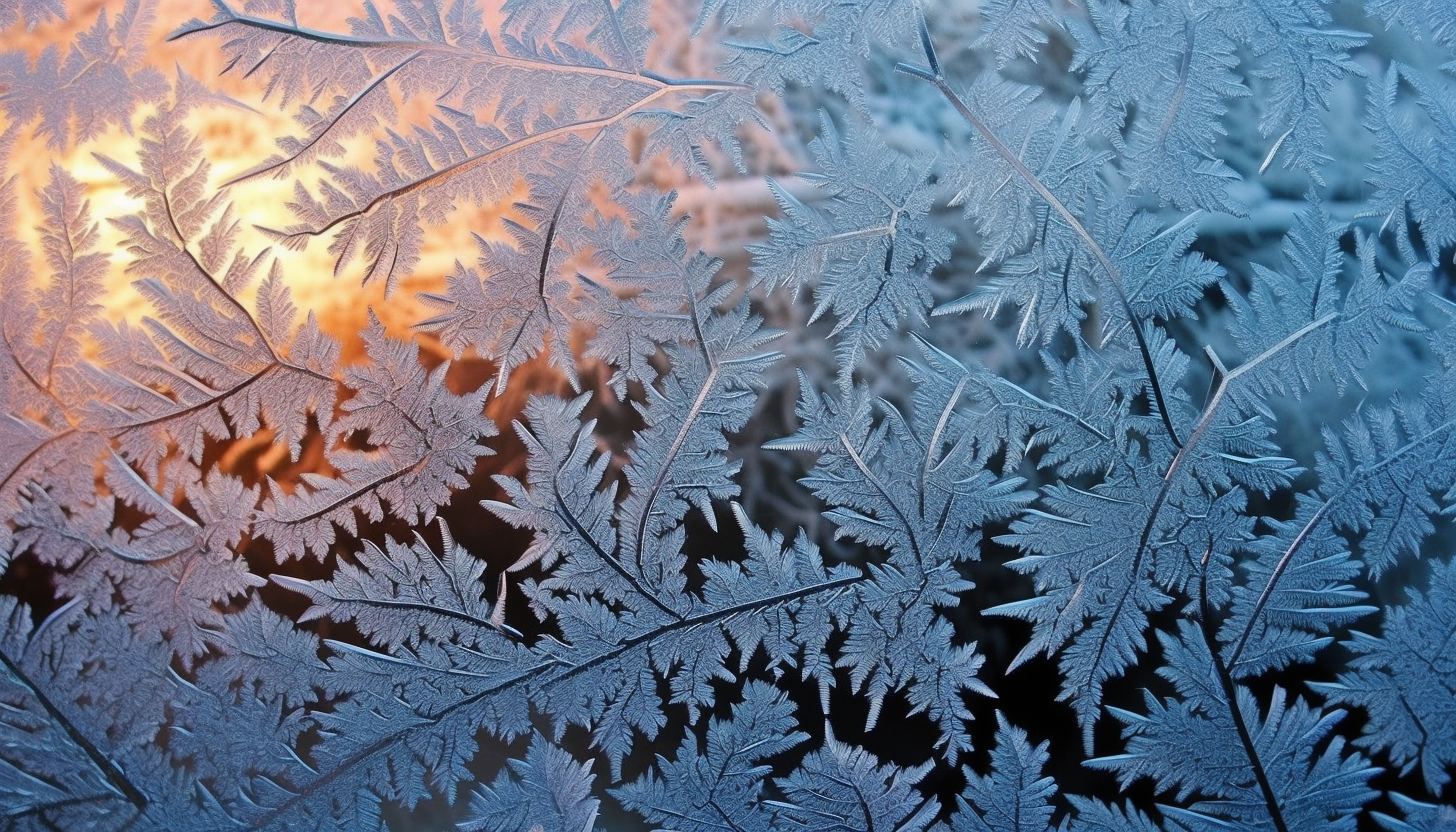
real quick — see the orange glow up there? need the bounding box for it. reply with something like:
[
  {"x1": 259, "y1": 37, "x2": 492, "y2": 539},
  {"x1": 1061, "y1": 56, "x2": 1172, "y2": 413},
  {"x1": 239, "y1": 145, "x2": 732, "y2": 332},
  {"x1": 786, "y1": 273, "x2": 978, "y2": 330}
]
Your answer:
[
  {"x1": 2, "y1": 0, "x2": 787, "y2": 377},
  {"x1": 2, "y1": 0, "x2": 544, "y2": 359}
]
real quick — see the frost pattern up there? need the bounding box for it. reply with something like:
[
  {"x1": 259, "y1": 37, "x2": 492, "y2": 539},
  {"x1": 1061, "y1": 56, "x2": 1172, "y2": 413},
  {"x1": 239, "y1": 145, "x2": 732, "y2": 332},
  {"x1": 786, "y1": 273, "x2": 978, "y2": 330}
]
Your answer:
[{"x1": 1, "y1": 1, "x2": 1455, "y2": 831}]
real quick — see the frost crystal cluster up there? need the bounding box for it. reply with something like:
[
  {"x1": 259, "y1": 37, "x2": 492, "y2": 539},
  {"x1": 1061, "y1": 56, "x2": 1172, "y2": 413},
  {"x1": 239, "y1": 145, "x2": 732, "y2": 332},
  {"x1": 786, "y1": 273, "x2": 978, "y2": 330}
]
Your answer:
[{"x1": 1, "y1": 0, "x2": 1454, "y2": 830}]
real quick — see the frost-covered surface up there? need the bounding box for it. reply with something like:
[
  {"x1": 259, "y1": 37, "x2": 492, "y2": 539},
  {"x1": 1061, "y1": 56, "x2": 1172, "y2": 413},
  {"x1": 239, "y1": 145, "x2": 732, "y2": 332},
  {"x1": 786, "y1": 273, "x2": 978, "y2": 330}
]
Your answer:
[{"x1": 0, "y1": 0, "x2": 1454, "y2": 830}]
